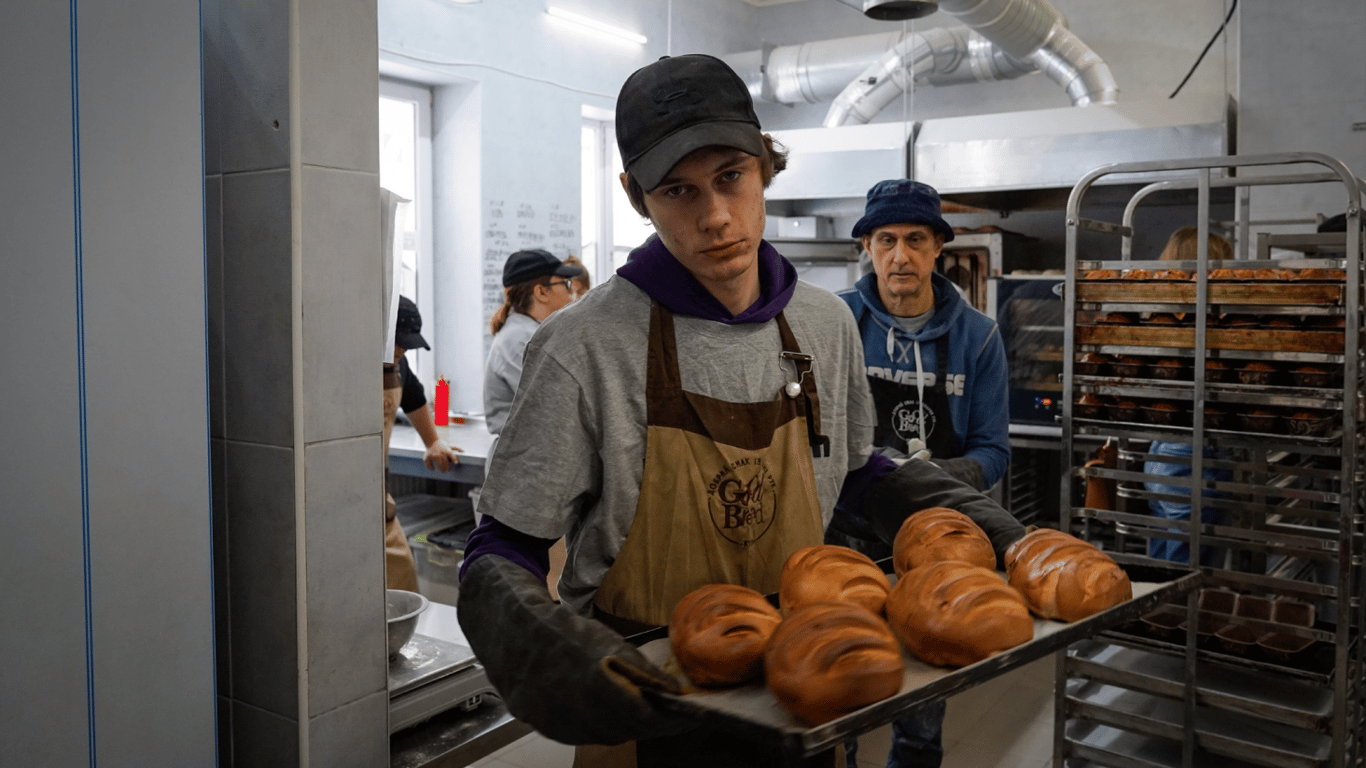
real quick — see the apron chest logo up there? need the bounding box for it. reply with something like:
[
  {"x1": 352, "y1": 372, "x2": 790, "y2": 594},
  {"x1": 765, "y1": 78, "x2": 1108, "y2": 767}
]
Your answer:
[
  {"x1": 892, "y1": 400, "x2": 937, "y2": 443},
  {"x1": 707, "y1": 458, "x2": 779, "y2": 545}
]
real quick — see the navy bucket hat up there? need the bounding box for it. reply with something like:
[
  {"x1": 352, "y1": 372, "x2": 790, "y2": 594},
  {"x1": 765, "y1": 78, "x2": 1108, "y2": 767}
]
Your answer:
[{"x1": 851, "y1": 179, "x2": 955, "y2": 243}]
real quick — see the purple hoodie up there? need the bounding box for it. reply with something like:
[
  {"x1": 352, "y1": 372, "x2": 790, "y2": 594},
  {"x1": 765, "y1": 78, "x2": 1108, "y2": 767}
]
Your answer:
[{"x1": 459, "y1": 237, "x2": 894, "y2": 582}]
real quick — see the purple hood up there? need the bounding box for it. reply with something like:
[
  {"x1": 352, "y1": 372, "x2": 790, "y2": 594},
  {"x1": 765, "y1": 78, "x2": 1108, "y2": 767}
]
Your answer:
[{"x1": 616, "y1": 234, "x2": 797, "y2": 323}]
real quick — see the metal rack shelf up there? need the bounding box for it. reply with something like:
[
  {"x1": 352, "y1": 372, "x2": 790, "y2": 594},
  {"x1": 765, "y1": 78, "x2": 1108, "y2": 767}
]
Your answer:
[{"x1": 1057, "y1": 153, "x2": 1365, "y2": 768}]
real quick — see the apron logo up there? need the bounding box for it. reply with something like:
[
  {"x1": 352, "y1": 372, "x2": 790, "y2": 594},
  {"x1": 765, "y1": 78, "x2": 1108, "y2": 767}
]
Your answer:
[
  {"x1": 706, "y1": 458, "x2": 778, "y2": 545},
  {"x1": 891, "y1": 400, "x2": 935, "y2": 444}
]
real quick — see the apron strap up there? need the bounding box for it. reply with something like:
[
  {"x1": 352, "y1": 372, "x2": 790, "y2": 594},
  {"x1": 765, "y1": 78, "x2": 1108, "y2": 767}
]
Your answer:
[{"x1": 777, "y1": 314, "x2": 830, "y2": 458}]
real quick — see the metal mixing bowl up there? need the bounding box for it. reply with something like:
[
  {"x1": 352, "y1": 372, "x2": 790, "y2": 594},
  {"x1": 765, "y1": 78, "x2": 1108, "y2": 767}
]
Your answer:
[{"x1": 386, "y1": 589, "x2": 429, "y2": 658}]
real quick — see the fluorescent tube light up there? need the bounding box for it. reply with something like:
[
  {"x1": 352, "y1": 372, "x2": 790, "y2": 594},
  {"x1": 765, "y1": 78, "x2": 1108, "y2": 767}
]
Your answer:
[{"x1": 545, "y1": 6, "x2": 647, "y2": 46}]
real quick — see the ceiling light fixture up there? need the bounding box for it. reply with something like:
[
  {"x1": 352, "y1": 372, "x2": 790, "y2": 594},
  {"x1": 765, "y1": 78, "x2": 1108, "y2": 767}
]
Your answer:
[{"x1": 545, "y1": 6, "x2": 647, "y2": 46}]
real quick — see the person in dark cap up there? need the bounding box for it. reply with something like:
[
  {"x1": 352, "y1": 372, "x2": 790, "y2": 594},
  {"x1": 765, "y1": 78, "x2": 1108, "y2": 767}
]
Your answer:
[
  {"x1": 382, "y1": 296, "x2": 462, "y2": 591},
  {"x1": 828, "y1": 182, "x2": 1009, "y2": 767},
  {"x1": 457, "y1": 56, "x2": 1024, "y2": 767},
  {"x1": 483, "y1": 249, "x2": 585, "y2": 438}
]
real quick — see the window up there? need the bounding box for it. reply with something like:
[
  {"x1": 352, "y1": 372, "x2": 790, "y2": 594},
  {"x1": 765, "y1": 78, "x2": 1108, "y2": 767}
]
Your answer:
[
  {"x1": 581, "y1": 108, "x2": 653, "y2": 281},
  {"x1": 379, "y1": 79, "x2": 434, "y2": 383}
]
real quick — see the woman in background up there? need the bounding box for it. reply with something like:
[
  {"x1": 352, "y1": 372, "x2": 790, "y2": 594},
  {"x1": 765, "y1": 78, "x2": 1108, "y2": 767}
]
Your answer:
[
  {"x1": 1145, "y1": 227, "x2": 1234, "y2": 564},
  {"x1": 483, "y1": 249, "x2": 584, "y2": 437}
]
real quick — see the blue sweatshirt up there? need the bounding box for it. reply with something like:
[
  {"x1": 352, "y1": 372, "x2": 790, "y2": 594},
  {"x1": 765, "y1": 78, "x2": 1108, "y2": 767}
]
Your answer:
[{"x1": 839, "y1": 271, "x2": 1010, "y2": 488}]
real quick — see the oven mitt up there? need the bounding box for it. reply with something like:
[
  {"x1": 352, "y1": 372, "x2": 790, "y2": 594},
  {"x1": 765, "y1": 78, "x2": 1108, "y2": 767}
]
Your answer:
[
  {"x1": 457, "y1": 554, "x2": 690, "y2": 745},
  {"x1": 928, "y1": 455, "x2": 986, "y2": 491},
  {"x1": 865, "y1": 458, "x2": 1026, "y2": 569}
]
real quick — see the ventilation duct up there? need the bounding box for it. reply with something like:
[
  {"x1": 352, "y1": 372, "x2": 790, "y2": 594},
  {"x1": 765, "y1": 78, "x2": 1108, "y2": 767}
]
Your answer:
[{"x1": 722, "y1": 0, "x2": 1116, "y2": 126}]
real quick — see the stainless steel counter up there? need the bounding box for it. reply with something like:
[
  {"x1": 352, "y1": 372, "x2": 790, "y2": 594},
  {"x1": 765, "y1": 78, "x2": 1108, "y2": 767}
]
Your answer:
[{"x1": 389, "y1": 419, "x2": 495, "y2": 485}]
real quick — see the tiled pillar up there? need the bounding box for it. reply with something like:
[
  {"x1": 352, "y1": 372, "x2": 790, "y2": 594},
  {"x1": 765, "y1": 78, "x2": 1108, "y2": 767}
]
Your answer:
[{"x1": 205, "y1": 0, "x2": 387, "y2": 765}]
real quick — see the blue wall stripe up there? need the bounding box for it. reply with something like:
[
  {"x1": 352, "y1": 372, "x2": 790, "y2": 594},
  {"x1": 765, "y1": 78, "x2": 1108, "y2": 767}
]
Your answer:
[
  {"x1": 69, "y1": 0, "x2": 96, "y2": 765},
  {"x1": 198, "y1": 0, "x2": 221, "y2": 763}
]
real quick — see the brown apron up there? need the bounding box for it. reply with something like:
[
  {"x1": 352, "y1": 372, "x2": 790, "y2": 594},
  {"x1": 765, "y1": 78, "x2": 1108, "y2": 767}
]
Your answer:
[
  {"x1": 577, "y1": 303, "x2": 835, "y2": 768},
  {"x1": 383, "y1": 364, "x2": 419, "y2": 592}
]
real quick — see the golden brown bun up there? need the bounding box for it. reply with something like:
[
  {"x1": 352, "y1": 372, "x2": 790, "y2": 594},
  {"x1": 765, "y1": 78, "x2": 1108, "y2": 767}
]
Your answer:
[
  {"x1": 1208, "y1": 268, "x2": 1239, "y2": 281},
  {"x1": 892, "y1": 508, "x2": 994, "y2": 577},
  {"x1": 1004, "y1": 529, "x2": 1133, "y2": 622},
  {"x1": 669, "y1": 584, "x2": 783, "y2": 688},
  {"x1": 779, "y1": 545, "x2": 891, "y2": 617},
  {"x1": 1084, "y1": 269, "x2": 1120, "y2": 280},
  {"x1": 1149, "y1": 402, "x2": 1177, "y2": 412},
  {"x1": 1120, "y1": 269, "x2": 1152, "y2": 280},
  {"x1": 1148, "y1": 313, "x2": 1180, "y2": 325},
  {"x1": 1151, "y1": 358, "x2": 1183, "y2": 367},
  {"x1": 1245, "y1": 361, "x2": 1275, "y2": 371},
  {"x1": 1100, "y1": 312, "x2": 1134, "y2": 325},
  {"x1": 764, "y1": 603, "x2": 904, "y2": 725},
  {"x1": 885, "y1": 562, "x2": 1034, "y2": 667},
  {"x1": 1153, "y1": 269, "x2": 1190, "y2": 280}
]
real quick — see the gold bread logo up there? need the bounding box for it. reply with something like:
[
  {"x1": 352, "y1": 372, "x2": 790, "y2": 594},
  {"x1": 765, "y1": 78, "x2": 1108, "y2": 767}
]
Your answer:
[
  {"x1": 706, "y1": 457, "x2": 777, "y2": 545},
  {"x1": 891, "y1": 400, "x2": 935, "y2": 444}
]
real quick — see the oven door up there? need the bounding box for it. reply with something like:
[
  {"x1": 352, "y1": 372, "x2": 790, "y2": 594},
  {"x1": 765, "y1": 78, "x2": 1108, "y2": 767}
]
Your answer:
[{"x1": 996, "y1": 276, "x2": 1064, "y2": 426}]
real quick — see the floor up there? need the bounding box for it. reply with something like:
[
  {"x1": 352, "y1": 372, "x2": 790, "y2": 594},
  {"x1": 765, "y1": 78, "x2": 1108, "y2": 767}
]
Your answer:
[{"x1": 467, "y1": 653, "x2": 1058, "y2": 768}]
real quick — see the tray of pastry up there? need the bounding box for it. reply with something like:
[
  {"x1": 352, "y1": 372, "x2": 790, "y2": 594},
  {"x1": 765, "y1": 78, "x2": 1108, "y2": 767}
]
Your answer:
[
  {"x1": 1076, "y1": 280, "x2": 1344, "y2": 307},
  {"x1": 1074, "y1": 325, "x2": 1344, "y2": 354},
  {"x1": 629, "y1": 560, "x2": 1199, "y2": 758}
]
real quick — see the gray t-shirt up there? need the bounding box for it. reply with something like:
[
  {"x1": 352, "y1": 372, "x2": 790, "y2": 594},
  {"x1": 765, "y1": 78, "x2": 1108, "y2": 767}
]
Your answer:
[
  {"x1": 480, "y1": 275, "x2": 876, "y2": 615},
  {"x1": 482, "y1": 311, "x2": 539, "y2": 437},
  {"x1": 894, "y1": 305, "x2": 935, "y2": 335}
]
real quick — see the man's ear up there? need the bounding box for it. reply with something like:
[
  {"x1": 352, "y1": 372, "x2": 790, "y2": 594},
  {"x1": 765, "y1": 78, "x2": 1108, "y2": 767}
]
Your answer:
[
  {"x1": 861, "y1": 234, "x2": 873, "y2": 253},
  {"x1": 618, "y1": 172, "x2": 630, "y2": 195}
]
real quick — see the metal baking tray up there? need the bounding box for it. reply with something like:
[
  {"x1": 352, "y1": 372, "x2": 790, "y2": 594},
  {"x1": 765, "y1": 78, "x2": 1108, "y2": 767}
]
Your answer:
[{"x1": 629, "y1": 564, "x2": 1199, "y2": 758}]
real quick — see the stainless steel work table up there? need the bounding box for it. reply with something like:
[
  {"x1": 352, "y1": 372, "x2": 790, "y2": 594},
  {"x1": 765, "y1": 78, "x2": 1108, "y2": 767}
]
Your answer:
[{"x1": 388, "y1": 419, "x2": 495, "y2": 485}]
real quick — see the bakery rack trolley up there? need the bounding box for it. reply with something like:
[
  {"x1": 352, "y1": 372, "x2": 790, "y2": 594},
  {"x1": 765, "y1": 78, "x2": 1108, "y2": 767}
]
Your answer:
[{"x1": 1059, "y1": 152, "x2": 1364, "y2": 768}]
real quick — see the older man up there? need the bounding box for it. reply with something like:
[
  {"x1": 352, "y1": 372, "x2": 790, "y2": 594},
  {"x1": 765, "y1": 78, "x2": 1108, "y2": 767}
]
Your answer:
[{"x1": 831, "y1": 180, "x2": 1011, "y2": 768}]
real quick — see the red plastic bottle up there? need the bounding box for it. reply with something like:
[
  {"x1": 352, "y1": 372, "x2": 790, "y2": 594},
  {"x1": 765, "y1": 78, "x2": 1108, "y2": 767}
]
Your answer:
[{"x1": 433, "y1": 376, "x2": 449, "y2": 426}]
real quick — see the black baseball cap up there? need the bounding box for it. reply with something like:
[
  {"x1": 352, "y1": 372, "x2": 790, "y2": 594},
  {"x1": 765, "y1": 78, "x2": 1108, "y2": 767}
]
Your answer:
[
  {"x1": 615, "y1": 54, "x2": 764, "y2": 192},
  {"x1": 395, "y1": 296, "x2": 429, "y2": 351},
  {"x1": 502, "y1": 249, "x2": 585, "y2": 288}
]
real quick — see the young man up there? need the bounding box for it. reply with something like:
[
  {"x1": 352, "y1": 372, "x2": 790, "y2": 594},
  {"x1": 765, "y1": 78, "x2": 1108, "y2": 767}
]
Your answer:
[{"x1": 456, "y1": 55, "x2": 1024, "y2": 767}]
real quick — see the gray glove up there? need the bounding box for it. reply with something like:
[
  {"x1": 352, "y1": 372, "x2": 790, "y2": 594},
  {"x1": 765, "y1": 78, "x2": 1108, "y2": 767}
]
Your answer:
[
  {"x1": 928, "y1": 455, "x2": 985, "y2": 490},
  {"x1": 456, "y1": 555, "x2": 690, "y2": 745},
  {"x1": 866, "y1": 458, "x2": 1026, "y2": 569}
]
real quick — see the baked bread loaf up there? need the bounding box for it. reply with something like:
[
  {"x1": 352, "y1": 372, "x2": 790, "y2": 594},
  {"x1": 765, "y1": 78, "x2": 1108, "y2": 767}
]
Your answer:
[
  {"x1": 669, "y1": 584, "x2": 783, "y2": 688},
  {"x1": 779, "y1": 545, "x2": 891, "y2": 617},
  {"x1": 885, "y1": 561, "x2": 1034, "y2": 667},
  {"x1": 1084, "y1": 269, "x2": 1120, "y2": 280},
  {"x1": 1153, "y1": 269, "x2": 1190, "y2": 280},
  {"x1": 892, "y1": 507, "x2": 994, "y2": 577},
  {"x1": 764, "y1": 603, "x2": 904, "y2": 725},
  {"x1": 1120, "y1": 269, "x2": 1152, "y2": 280},
  {"x1": 1004, "y1": 529, "x2": 1133, "y2": 622}
]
